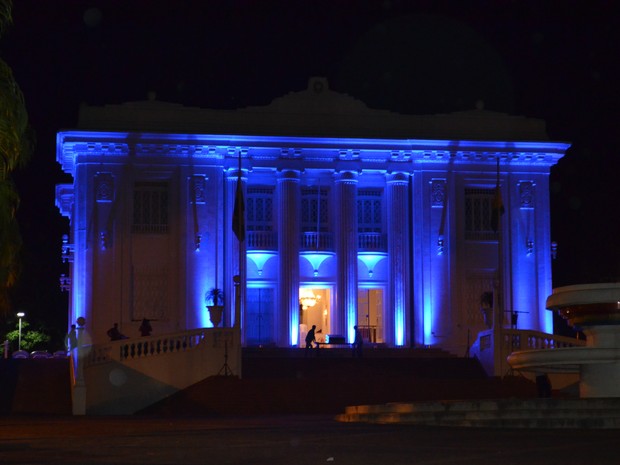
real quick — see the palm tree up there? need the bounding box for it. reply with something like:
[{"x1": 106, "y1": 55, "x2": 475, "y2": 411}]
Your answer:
[{"x1": 0, "y1": 0, "x2": 34, "y2": 315}]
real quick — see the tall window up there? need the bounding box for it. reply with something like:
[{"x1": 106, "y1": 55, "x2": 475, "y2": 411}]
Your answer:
[
  {"x1": 301, "y1": 187, "x2": 328, "y2": 233},
  {"x1": 357, "y1": 189, "x2": 382, "y2": 233},
  {"x1": 247, "y1": 187, "x2": 273, "y2": 232},
  {"x1": 132, "y1": 182, "x2": 169, "y2": 234},
  {"x1": 464, "y1": 188, "x2": 496, "y2": 240}
]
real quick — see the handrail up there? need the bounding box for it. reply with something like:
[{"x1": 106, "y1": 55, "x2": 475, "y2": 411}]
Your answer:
[
  {"x1": 247, "y1": 231, "x2": 277, "y2": 250},
  {"x1": 502, "y1": 328, "x2": 586, "y2": 352},
  {"x1": 358, "y1": 232, "x2": 387, "y2": 251},
  {"x1": 84, "y1": 328, "x2": 237, "y2": 367},
  {"x1": 301, "y1": 231, "x2": 334, "y2": 251}
]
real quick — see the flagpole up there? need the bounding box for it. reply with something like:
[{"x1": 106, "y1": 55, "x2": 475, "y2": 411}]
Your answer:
[
  {"x1": 493, "y1": 156, "x2": 505, "y2": 376},
  {"x1": 233, "y1": 151, "x2": 245, "y2": 329}
]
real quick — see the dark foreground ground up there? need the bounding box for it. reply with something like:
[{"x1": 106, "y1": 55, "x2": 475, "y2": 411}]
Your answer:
[
  {"x1": 3, "y1": 349, "x2": 606, "y2": 464},
  {"x1": 0, "y1": 414, "x2": 617, "y2": 465}
]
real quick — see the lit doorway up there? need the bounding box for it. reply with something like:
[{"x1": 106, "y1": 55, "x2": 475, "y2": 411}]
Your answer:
[
  {"x1": 357, "y1": 288, "x2": 384, "y2": 343},
  {"x1": 299, "y1": 287, "x2": 330, "y2": 346}
]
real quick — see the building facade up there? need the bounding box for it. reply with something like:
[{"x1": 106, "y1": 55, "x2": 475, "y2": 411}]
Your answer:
[{"x1": 55, "y1": 78, "x2": 569, "y2": 355}]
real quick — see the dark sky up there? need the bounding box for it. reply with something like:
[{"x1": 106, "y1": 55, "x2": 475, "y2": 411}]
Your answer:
[{"x1": 2, "y1": 0, "x2": 619, "y2": 336}]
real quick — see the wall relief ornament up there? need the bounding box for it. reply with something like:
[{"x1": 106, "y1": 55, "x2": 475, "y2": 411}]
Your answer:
[
  {"x1": 431, "y1": 180, "x2": 446, "y2": 207},
  {"x1": 519, "y1": 181, "x2": 535, "y2": 209},
  {"x1": 95, "y1": 172, "x2": 114, "y2": 202}
]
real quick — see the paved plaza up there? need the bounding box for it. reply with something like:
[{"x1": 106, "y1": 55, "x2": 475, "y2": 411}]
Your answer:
[{"x1": 0, "y1": 414, "x2": 617, "y2": 465}]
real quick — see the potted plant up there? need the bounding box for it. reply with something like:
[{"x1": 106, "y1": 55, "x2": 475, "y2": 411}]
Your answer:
[{"x1": 206, "y1": 288, "x2": 224, "y2": 327}]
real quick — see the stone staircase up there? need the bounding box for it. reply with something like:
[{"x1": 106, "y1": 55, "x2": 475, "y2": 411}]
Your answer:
[
  {"x1": 141, "y1": 348, "x2": 538, "y2": 416},
  {"x1": 336, "y1": 397, "x2": 620, "y2": 429}
]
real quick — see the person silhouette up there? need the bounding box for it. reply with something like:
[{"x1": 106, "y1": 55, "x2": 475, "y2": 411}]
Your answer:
[
  {"x1": 106, "y1": 323, "x2": 126, "y2": 341},
  {"x1": 305, "y1": 325, "x2": 317, "y2": 357},
  {"x1": 65, "y1": 324, "x2": 77, "y2": 352},
  {"x1": 352, "y1": 325, "x2": 364, "y2": 358},
  {"x1": 139, "y1": 318, "x2": 152, "y2": 337}
]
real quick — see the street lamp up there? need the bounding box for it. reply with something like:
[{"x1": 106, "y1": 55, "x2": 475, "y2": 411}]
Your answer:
[{"x1": 16, "y1": 312, "x2": 25, "y2": 351}]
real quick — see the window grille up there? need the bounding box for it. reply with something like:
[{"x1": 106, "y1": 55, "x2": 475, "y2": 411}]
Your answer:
[
  {"x1": 132, "y1": 182, "x2": 169, "y2": 234},
  {"x1": 357, "y1": 189, "x2": 382, "y2": 233},
  {"x1": 301, "y1": 187, "x2": 328, "y2": 232},
  {"x1": 247, "y1": 187, "x2": 273, "y2": 232},
  {"x1": 464, "y1": 188, "x2": 497, "y2": 241}
]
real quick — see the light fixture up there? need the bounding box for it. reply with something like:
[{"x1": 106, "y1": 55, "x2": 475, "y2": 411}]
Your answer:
[
  {"x1": 59, "y1": 274, "x2": 71, "y2": 292},
  {"x1": 61, "y1": 234, "x2": 74, "y2": 263},
  {"x1": 100, "y1": 231, "x2": 108, "y2": 250},
  {"x1": 16, "y1": 312, "x2": 25, "y2": 351},
  {"x1": 551, "y1": 241, "x2": 558, "y2": 260},
  {"x1": 300, "y1": 288, "x2": 320, "y2": 309}
]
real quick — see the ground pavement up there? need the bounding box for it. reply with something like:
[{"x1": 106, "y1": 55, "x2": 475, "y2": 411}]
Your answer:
[{"x1": 0, "y1": 414, "x2": 617, "y2": 465}]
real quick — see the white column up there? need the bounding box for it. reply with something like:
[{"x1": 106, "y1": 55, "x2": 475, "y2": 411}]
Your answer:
[
  {"x1": 277, "y1": 170, "x2": 301, "y2": 346},
  {"x1": 334, "y1": 171, "x2": 359, "y2": 342},
  {"x1": 386, "y1": 172, "x2": 410, "y2": 346}
]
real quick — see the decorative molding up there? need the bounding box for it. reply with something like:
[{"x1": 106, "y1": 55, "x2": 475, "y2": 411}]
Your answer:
[
  {"x1": 281, "y1": 148, "x2": 302, "y2": 158},
  {"x1": 65, "y1": 142, "x2": 129, "y2": 156},
  {"x1": 189, "y1": 175, "x2": 206, "y2": 204},
  {"x1": 430, "y1": 179, "x2": 446, "y2": 207},
  {"x1": 390, "y1": 151, "x2": 412, "y2": 161},
  {"x1": 136, "y1": 144, "x2": 215, "y2": 157},
  {"x1": 386, "y1": 171, "x2": 409, "y2": 185},
  {"x1": 55, "y1": 184, "x2": 74, "y2": 219},
  {"x1": 339, "y1": 149, "x2": 360, "y2": 160},
  {"x1": 95, "y1": 172, "x2": 114, "y2": 202},
  {"x1": 519, "y1": 181, "x2": 535, "y2": 209},
  {"x1": 335, "y1": 170, "x2": 358, "y2": 183}
]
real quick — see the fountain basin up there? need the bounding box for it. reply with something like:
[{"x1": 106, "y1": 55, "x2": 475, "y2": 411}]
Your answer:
[{"x1": 508, "y1": 283, "x2": 620, "y2": 398}]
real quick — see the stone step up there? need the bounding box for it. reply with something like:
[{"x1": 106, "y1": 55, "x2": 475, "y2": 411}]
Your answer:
[{"x1": 336, "y1": 398, "x2": 620, "y2": 429}]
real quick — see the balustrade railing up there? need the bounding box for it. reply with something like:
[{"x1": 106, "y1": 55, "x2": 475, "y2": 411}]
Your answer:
[
  {"x1": 472, "y1": 327, "x2": 587, "y2": 377},
  {"x1": 301, "y1": 231, "x2": 334, "y2": 251},
  {"x1": 247, "y1": 231, "x2": 277, "y2": 250},
  {"x1": 358, "y1": 232, "x2": 386, "y2": 251},
  {"x1": 85, "y1": 328, "x2": 208, "y2": 367},
  {"x1": 501, "y1": 328, "x2": 586, "y2": 353}
]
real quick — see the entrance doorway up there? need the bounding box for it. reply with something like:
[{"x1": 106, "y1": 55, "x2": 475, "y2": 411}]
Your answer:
[
  {"x1": 246, "y1": 287, "x2": 275, "y2": 346},
  {"x1": 357, "y1": 288, "x2": 384, "y2": 343},
  {"x1": 299, "y1": 287, "x2": 330, "y2": 346}
]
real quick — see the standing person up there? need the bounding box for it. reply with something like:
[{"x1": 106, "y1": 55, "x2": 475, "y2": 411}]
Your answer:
[
  {"x1": 305, "y1": 325, "x2": 317, "y2": 357},
  {"x1": 352, "y1": 325, "x2": 364, "y2": 358},
  {"x1": 139, "y1": 318, "x2": 152, "y2": 337},
  {"x1": 64, "y1": 324, "x2": 77, "y2": 352}
]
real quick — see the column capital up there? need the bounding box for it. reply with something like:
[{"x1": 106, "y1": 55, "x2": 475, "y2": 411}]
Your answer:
[
  {"x1": 334, "y1": 170, "x2": 359, "y2": 183},
  {"x1": 386, "y1": 171, "x2": 409, "y2": 184},
  {"x1": 278, "y1": 169, "x2": 301, "y2": 181},
  {"x1": 226, "y1": 168, "x2": 248, "y2": 181}
]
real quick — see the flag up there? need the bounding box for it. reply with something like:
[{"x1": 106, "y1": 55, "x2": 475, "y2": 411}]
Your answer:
[
  {"x1": 491, "y1": 158, "x2": 504, "y2": 233},
  {"x1": 232, "y1": 176, "x2": 245, "y2": 242}
]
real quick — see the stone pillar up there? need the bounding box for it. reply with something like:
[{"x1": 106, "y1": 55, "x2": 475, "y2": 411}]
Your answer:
[
  {"x1": 386, "y1": 172, "x2": 410, "y2": 346},
  {"x1": 334, "y1": 171, "x2": 359, "y2": 342},
  {"x1": 277, "y1": 170, "x2": 301, "y2": 346}
]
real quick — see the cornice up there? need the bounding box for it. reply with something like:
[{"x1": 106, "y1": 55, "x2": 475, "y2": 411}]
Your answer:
[{"x1": 57, "y1": 130, "x2": 569, "y2": 178}]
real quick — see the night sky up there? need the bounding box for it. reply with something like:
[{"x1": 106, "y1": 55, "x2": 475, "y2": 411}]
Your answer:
[{"x1": 2, "y1": 1, "x2": 619, "y2": 341}]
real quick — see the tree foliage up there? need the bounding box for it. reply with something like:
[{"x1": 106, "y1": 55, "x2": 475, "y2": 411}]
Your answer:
[
  {"x1": 2, "y1": 320, "x2": 51, "y2": 353},
  {"x1": 0, "y1": 0, "x2": 34, "y2": 315}
]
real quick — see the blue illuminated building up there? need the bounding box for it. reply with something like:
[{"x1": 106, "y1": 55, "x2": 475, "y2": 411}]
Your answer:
[{"x1": 55, "y1": 78, "x2": 569, "y2": 355}]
